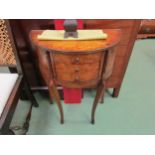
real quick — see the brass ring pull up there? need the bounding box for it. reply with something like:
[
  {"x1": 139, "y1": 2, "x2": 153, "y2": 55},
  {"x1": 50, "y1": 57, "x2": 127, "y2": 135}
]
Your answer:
[
  {"x1": 72, "y1": 57, "x2": 80, "y2": 64},
  {"x1": 75, "y1": 76, "x2": 80, "y2": 82},
  {"x1": 75, "y1": 68, "x2": 80, "y2": 72}
]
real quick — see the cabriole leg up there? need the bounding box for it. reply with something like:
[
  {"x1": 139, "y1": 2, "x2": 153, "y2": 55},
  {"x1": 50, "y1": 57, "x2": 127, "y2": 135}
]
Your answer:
[
  {"x1": 91, "y1": 81, "x2": 105, "y2": 124},
  {"x1": 49, "y1": 81, "x2": 64, "y2": 124}
]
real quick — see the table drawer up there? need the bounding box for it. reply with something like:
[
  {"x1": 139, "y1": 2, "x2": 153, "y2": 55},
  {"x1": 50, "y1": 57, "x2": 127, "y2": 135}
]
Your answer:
[
  {"x1": 53, "y1": 53, "x2": 102, "y2": 65},
  {"x1": 53, "y1": 53, "x2": 103, "y2": 82},
  {"x1": 55, "y1": 61, "x2": 101, "y2": 82}
]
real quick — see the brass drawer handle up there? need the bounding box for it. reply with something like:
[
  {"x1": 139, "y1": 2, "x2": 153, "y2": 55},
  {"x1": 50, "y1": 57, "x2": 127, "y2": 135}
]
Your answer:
[
  {"x1": 75, "y1": 68, "x2": 80, "y2": 72},
  {"x1": 75, "y1": 57, "x2": 80, "y2": 62},
  {"x1": 72, "y1": 57, "x2": 80, "y2": 64},
  {"x1": 75, "y1": 76, "x2": 80, "y2": 82}
]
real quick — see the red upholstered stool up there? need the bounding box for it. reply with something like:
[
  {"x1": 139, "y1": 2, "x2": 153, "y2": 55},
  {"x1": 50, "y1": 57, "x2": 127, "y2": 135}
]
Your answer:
[{"x1": 54, "y1": 19, "x2": 83, "y2": 104}]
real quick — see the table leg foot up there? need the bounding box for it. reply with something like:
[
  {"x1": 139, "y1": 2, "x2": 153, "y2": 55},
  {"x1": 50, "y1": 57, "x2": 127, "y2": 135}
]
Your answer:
[
  {"x1": 112, "y1": 86, "x2": 121, "y2": 98},
  {"x1": 91, "y1": 119, "x2": 95, "y2": 124}
]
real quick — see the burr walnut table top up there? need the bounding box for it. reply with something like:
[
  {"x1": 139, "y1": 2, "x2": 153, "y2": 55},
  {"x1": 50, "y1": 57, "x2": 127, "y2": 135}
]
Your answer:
[{"x1": 30, "y1": 29, "x2": 122, "y2": 53}]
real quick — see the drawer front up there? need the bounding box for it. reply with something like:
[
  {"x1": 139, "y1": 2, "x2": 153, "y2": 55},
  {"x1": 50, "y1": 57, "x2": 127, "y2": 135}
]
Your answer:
[
  {"x1": 53, "y1": 52, "x2": 103, "y2": 83},
  {"x1": 85, "y1": 19, "x2": 134, "y2": 46},
  {"x1": 53, "y1": 53, "x2": 102, "y2": 65}
]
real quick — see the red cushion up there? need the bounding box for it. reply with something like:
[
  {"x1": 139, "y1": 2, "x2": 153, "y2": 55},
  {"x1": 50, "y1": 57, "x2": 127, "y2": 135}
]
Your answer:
[
  {"x1": 63, "y1": 88, "x2": 82, "y2": 104},
  {"x1": 54, "y1": 19, "x2": 83, "y2": 104}
]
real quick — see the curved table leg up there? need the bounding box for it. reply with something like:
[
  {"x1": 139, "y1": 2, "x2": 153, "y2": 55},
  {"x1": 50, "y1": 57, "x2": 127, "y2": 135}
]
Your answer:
[
  {"x1": 49, "y1": 81, "x2": 64, "y2": 124},
  {"x1": 91, "y1": 81, "x2": 105, "y2": 124},
  {"x1": 100, "y1": 88, "x2": 105, "y2": 104}
]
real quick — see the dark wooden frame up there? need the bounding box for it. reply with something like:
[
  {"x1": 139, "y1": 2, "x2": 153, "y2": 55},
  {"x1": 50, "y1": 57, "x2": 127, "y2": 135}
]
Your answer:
[{"x1": 0, "y1": 20, "x2": 38, "y2": 135}]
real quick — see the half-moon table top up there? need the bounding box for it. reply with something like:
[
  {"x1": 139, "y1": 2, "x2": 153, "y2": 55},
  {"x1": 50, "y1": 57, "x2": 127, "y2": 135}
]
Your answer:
[{"x1": 30, "y1": 29, "x2": 122, "y2": 54}]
